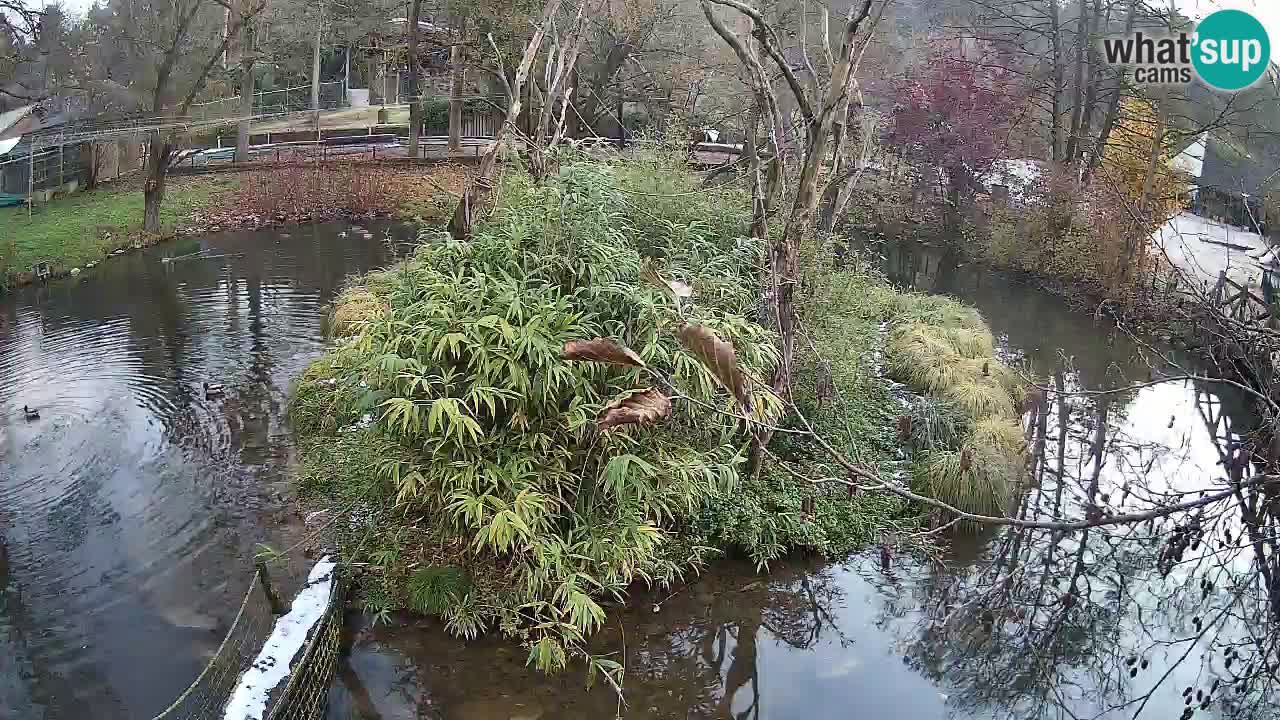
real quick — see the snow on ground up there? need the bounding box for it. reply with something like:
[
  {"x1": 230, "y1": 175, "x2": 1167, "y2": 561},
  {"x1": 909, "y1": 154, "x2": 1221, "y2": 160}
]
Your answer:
[
  {"x1": 1152, "y1": 211, "x2": 1271, "y2": 289},
  {"x1": 981, "y1": 159, "x2": 1045, "y2": 202},
  {"x1": 222, "y1": 556, "x2": 337, "y2": 720}
]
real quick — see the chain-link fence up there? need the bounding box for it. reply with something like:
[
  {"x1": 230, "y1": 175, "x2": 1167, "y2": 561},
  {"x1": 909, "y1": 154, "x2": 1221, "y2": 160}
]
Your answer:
[
  {"x1": 151, "y1": 563, "x2": 346, "y2": 720},
  {"x1": 190, "y1": 82, "x2": 347, "y2": 123}
]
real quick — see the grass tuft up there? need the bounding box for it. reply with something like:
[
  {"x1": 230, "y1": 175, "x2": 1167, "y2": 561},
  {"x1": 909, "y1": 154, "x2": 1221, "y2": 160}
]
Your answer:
[
  {"x1": 970, "y1": 416, "x2": 1027, "y2": 457},
  {"x1": 906, "y1": 396, "x2": 970, "y2": 452},
  {"x1": 942, "y1": 379, "x2": 1016, "y2": 419},
  {"x1": 913, "y1": 442, "x2": 1019, "y2": 518},
  {"x1": 329, "y1": 287, "x2": 388, "y2": 337},
  {"x1": 933, "y1": 326, "x2": 996, "y2": 359}
]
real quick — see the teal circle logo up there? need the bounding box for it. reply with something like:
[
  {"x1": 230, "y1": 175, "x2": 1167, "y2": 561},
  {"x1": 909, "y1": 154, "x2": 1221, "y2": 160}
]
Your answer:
[{"x1": 1192, "y1": 9, "x2": 1270, "y2": 91}]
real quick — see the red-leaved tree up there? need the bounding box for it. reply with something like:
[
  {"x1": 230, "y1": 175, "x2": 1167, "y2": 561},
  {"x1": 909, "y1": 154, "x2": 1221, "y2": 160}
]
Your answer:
[{"x1": 884, "y1": 45, "x2": 1024, "y2": 230}]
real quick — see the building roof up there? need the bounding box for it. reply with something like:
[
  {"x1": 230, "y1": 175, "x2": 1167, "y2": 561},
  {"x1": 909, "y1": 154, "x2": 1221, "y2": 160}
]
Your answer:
[
  {"x1": 1200, "y1": 133, "x2": 1280, "y2": 196},
  {"x1": 0, "y1": 105, "x2": 36, "y2": 137}
]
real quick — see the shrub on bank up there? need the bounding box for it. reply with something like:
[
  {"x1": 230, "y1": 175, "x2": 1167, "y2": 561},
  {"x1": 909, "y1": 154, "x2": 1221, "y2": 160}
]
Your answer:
[
  {"x1": 291, "y1": 155, "x2": 1018, "y2": 671},
  {"x1": 293, "y1": 157, "x2": 782, "y2": 672}
]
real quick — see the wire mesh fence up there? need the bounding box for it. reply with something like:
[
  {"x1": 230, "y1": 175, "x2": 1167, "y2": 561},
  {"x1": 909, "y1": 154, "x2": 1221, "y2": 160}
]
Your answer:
[
  {"x1": 190, "y1": 82, "x2": 348, "y2": 123},
  {"x1": 266, "y1": 572, "x2": 348, "y2": 720},
  {"x1": 151, "y1": 564, "x2": 346, "y2": 720}
]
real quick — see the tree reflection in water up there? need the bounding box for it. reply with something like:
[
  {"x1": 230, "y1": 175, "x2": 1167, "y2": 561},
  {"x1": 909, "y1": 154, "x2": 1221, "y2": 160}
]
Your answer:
[
  {"x1": 333, "y1": 370, "x2": 1280, "y2": 720},
  {"x1": 898, "y1": 368, "x2": 1280, "y2": 720}
]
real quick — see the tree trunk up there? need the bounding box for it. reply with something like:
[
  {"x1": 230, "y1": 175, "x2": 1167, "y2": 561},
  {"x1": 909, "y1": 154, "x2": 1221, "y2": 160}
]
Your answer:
[
  {"x1": 1063, "y1": 0, "x2": 1089, "y2": 166},
  {"x1": 85, "y1": 143, "x2": 98, "y2": 191},
  {"x1": 406, "y1": 0, "x2": 423, "y2": 157},
  {"x1": 447, "y1": 34, "x2": 464, "y2": 154},
  {"x1": 369, "y1": 56, "x2": 383, "y2": 105},
  {"x1": 1048, "y1": 0, "x2": 1064, "y2": 165},
  {"x1": 235, "y1": 12, "x2": 255, "y2": 163},
  {"x1": 1074, "y1": 0, "x2": 1102, "y2": 167},
  {"x1": 1081, "y1": 0, "x2": 1135, "y2": 186},
  {"x1": 743, "y1": 103, "x2": 770, "y2": 241},
  {"x1": 143, "y1": 133, "x2": 172, "y2": 233},
  {"x1": 311, "y1": 3, "x2": 323, "y2": 135}
]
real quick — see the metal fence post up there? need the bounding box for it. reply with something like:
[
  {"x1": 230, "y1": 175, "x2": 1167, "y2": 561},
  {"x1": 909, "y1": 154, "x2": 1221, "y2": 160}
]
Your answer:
[
  {"x1": 27, "y1": 146, "x2": 34, "y2": 216},
  {"x1": 255, "y1": 561, "x2": 287, "y2": 616}
]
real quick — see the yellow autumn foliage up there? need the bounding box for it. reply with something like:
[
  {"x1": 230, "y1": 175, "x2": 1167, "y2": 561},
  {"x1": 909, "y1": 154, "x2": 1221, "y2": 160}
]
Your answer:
[{"x1": 1098, "y1": 97, "x2": 1189, "y2": 228}]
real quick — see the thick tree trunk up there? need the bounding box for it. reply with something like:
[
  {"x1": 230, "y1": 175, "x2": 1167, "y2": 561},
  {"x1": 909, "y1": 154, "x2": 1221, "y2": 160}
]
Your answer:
[
  {"x1": 406, "y1": 0, "x2": 423, "y2": 157},
  {"x1": 1074, "y1": 0, "x2": 1102, "y2": 166},
  {"x1": 817, "y1": 168, "x2": 857, "y2": 234},
  {"x1": 1063, "y1": 0, "x2": 1089, "y2": 166},
  {"x1": 143, "y1": 133, "x2": 172, "y2": 233},
  {"x1": 447, "y1": 36, "x2": 464, "y2": 154},
  {"x1": 235, "y1": 13, "x2": 255, "y2": 163}
]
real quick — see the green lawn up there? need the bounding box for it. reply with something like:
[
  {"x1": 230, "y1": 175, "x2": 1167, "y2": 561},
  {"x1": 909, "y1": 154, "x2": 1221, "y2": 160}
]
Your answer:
[{"x1": 0, "y1": 176, "x2": 237, "y2": 287}]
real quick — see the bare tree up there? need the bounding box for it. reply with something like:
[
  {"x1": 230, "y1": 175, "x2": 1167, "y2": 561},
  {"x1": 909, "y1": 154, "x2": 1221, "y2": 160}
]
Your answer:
[
  {"x1": 447, "y1": 0, "x2": 565, "y2": 239},
  {"x1": 407, "y1": 0, "x2": 424, "y2": 157},
  {"x1": 134, "y1": 0, "x2": 266, "y2": 232},
  {"x1": 0, "y1": 1, "x2": 55, "y2": 105},
  {"x1": 235, "y1": 0, "x2": 259, "y2": 163},
  {"x1": 699, "y1": 0, "x2": 877, "y2": 409}
]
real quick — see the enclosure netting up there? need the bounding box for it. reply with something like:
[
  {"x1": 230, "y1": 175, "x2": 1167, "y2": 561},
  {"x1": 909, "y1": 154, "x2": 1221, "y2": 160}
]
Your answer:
[{"x1": 150, "y1": 567, "x2": 346, "y2": 720}]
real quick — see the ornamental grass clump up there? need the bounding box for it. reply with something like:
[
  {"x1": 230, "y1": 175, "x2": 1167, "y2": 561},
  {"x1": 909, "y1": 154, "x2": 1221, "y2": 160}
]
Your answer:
[{"x1": 884, "y1": 294, "x2": 1028, "y2": 518}]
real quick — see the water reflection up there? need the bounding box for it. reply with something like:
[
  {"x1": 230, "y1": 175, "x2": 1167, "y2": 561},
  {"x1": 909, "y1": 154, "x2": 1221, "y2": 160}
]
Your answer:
[
  {"x1": 0, "y1": 222, "x2": 409, "y2": 718},
  {"x1": 327, "y1": 237, "x2": 1279, "y2": 720},
  {"x1": 329, "y1": 561, "x2": 946, "y2": 720}
]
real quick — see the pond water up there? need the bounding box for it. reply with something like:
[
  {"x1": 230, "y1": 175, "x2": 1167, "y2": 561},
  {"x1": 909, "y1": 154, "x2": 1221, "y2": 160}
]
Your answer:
[
  {"x1": 0, "y1": 222, "x2": 412, "y2": 719},
  {"x1": 2, "y1": 226, "x2": 1273, "y2": 720},
  {"x1": 325, "y1": 239, "x2": 1278, "y2": 719}
]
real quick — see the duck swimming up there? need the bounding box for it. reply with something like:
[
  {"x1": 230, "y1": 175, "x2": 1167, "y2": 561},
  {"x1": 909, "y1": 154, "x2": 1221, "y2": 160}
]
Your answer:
[
  {"x1": 23, "y1": 405, "x2": 39, "y2": 420},
  {"x1": 203, "y1": 382, "x2": 225, "y2": 398}
]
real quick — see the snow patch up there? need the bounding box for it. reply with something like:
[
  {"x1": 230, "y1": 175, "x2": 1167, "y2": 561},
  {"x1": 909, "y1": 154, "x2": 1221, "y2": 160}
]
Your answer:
[
  {"x1": 1153, "y1": 211, "x2": 1271, "y2": 287},
  {"x1": 221, "y1": 557, "x2": 337, "y2": 720},
  {"x1": 340, "y1": 413, "x2": 374, "y2": 433},
  {"x1": 980, "y1": 159, "x2": 1044, "y2": 202}
]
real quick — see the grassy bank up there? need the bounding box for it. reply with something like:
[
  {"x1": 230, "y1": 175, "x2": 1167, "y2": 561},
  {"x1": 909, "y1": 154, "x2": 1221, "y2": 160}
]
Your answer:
[
  {"x1": 0, "y1": 164, "x2": 467, "y2": 292},
  {"x1": 289, "y1": 154, "x2": 1025, "y2": 674},
  {"x1": 0, "y1": 176, "x2": 237, "y2": 288}
]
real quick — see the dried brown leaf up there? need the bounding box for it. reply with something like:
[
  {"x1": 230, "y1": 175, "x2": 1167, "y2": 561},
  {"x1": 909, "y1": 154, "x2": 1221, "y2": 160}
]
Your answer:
[
  {"x1": 677, "y1": 324, "x2": 751, "y2": 410},
  {"x1": 641, "y1": 261, "x2": 692, "y2": 301},
  {"x1": 598, "y1": 388, "x2": 672, "y2": 431},
  {"x1": 562, "y1": 338, "x2": 646, "y2": 367}
]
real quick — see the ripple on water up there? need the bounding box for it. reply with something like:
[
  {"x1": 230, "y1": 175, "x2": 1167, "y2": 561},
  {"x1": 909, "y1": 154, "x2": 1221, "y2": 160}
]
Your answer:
[{"x1": 0, "y1": 222, "x2": 401, "y2": 719}]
